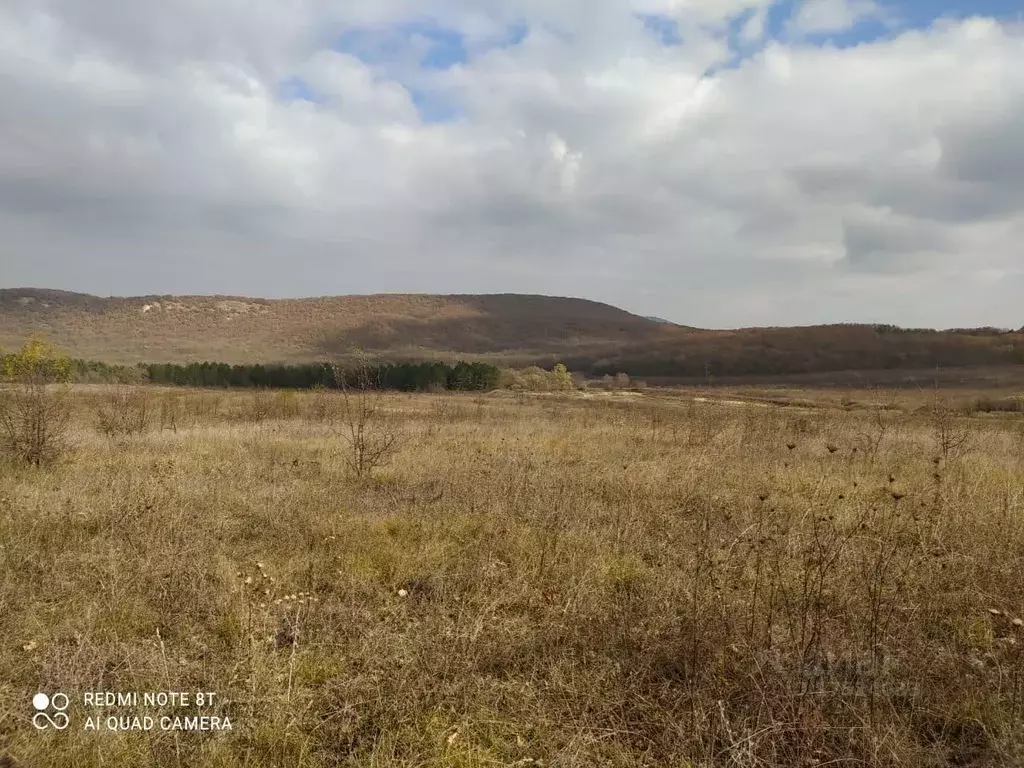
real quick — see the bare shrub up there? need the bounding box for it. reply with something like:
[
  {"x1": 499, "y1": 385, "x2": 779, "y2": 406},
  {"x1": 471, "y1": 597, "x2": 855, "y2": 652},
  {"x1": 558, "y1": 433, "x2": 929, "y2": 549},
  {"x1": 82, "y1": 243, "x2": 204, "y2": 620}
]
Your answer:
[
  {"x1": 271, "y1": 390, "x2": 301, "y2": 420},
  {"x1": 94, "y1": 384, "x2": 153, "y2": 437},
  {"x1": 307, "y1": 384, "x2": 338, "y2": 426},
  {"x1": 929, "y1": 389, "x2": 972, "y2": 462},
  {"x1": 855, "y1": 385, "x2": 905, "y2": 462},
  {"x1": 332, "y1": 359, "x2": 402, "y2": 478},
  {"x1": 966, "y1": 394, "x2": 1024, "y2": 413},
  {"x1": 182, "y1": 392, "x2": 223, "y2": 425},
  {"x1": 159, "y1": 391, "x2": 181, "y2": 433},
  {"x1": 247, "y1": 389, "x2": 274, "y2": 423},
  {"x1": 0, "y1": 339, "x2": 72, "y2": 465}
]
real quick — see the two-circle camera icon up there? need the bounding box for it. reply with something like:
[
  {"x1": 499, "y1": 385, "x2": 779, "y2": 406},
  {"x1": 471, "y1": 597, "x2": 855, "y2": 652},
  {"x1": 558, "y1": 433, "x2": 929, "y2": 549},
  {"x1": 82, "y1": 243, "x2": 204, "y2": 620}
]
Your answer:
[{"x1": 32, "y1": 693, "x2": 70, "y2": 731}]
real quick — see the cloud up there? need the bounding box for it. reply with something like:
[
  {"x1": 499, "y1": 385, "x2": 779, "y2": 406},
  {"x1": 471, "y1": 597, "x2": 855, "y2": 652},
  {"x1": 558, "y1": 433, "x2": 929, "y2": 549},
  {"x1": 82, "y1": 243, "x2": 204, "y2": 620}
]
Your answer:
[
  {"x1": 787, "y1": 0, "x2": 889, "y2": 36},
  {"x1": 739, "y1": 8, "x2": 767, "y2": 44},
  {"x1": 840, "y1": 207, "x2": 953, "y2": 273},
  {"x1": 0, "y1": 1, "x2": 1022, "y2": 328}
]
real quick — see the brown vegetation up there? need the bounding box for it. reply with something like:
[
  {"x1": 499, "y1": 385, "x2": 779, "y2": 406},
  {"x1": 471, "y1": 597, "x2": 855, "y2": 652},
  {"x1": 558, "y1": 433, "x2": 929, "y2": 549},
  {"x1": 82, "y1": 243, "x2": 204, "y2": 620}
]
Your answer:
[
  {"x1": 0, "y1": 289, "x2": 672, "y2": 366},
  {"x1": 2, "y1": 385, "x2": 1024, "y2": 765},
  {"x1": 4, "y1": 289, "x2": 1023, "y2": 380}
]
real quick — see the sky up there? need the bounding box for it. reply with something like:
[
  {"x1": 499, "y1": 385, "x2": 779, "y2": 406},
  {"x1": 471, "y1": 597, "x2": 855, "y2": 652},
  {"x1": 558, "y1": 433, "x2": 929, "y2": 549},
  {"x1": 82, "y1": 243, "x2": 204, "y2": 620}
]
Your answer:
[{"x1": 1, "y1": 0, "x2": 1022, "y2": 329}]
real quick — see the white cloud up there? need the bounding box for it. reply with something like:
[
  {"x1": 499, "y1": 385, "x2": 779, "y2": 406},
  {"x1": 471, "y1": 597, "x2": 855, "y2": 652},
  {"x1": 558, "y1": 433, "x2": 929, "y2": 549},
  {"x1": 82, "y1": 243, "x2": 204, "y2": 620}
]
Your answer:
[
  {"x1": 0, "y1": 1, "x2": 1022, "y2": 328},
  {"x1": 739, "y1": 9, "x2": 767, "y2": 44},
  {"x1": 787, "y1": 0, "x2": 887, "y2": 36}
]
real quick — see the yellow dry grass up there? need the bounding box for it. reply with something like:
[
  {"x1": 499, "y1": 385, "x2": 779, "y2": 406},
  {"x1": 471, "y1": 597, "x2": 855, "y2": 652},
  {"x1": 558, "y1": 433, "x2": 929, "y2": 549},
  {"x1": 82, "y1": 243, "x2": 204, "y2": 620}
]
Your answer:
[{"x1": 2, "y1": 386, "x2": 1024, "y2": 766}]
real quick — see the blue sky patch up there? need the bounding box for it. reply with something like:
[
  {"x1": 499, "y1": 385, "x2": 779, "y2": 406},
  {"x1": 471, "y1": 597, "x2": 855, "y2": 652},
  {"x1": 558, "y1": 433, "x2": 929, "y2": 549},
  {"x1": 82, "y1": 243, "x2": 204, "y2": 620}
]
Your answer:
[
  {"x1": 801, "y1": 16, "x2": 893, "y2": 49},
  {"x1": 335, "y1": 21, "x2": 467, "y2": 70},
  {"x1": 408, "y1": 86, "x2": 463, "y2": 124},
  {"x1": 277, "y1": 76, "x2": 325, "y2": 104},
  {"x1": 415, "y1": 24, "x2": 468, "y2": 70},
  {"x1": 764, "y1": 0, "x2": 797, "y2": 39},
  {"x1": 637, "y1": 13, "x2": 682, "y2": 45},
  {"x1": 503, "y1": 21, "x2": 530, "y2": 48},
  {"x1": 335, "y1": 20, "x2": 531, "y2": 73},
  {"x1": 763, "y1": 0, "x2": 1021, "y2": 46},
  {"x1": 878, "y1": 0, "x2": 1024, "y2": 26}
]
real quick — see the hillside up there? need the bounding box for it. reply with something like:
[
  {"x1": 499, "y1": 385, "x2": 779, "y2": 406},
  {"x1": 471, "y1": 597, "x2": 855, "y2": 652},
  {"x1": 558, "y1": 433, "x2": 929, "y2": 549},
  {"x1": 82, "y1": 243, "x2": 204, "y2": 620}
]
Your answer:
[
  {"x1": 571, "y1": 324, "x2": 1024, "y2": 379},
  {"x1": 2, "y1": 288, "x2": 1023, "y2": 377},
  {"x1": 0, "y1": 288, "x2": 676, "y2": 365}
]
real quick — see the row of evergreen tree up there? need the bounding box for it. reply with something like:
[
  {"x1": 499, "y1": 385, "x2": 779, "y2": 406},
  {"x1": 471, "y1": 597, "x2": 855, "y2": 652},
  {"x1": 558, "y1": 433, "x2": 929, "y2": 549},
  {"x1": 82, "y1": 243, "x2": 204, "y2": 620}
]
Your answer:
[
  {"x1": 141, "y1": 360, "x2": 502, "y2": 391},
  {"x1": 5, "y1": 353, "x2": 509, "y2": 391}
]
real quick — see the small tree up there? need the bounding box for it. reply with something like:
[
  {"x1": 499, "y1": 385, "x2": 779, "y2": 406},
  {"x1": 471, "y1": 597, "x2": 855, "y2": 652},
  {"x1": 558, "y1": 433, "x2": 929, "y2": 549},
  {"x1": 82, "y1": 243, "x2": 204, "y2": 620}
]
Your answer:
[
  {"x1": 552, "y1": 363, "x2": 574, "y2": 391},
  {"x1": 332, "y1": 357, "x2": 401, "y2": 479},
  {"x1": 0, "y1": 338, "x2": 73, "y2": 465}
]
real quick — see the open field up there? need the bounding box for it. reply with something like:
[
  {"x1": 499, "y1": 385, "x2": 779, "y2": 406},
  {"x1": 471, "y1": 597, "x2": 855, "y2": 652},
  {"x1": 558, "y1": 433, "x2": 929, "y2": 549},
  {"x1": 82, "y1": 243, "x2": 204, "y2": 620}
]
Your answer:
[{"x1": 3, "y1": 385, "x2": 1024, "y2": 766}]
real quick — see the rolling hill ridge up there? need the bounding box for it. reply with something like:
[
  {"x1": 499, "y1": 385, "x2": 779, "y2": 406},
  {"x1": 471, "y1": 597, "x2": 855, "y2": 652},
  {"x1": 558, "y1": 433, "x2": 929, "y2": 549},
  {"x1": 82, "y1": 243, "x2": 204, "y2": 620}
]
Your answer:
[
  {"x1": 0, "y1": 288, "x2": 678, "y2": 365},
  {"x1": 2, "y1": 288, "x2": 1023, "y2": 380}
]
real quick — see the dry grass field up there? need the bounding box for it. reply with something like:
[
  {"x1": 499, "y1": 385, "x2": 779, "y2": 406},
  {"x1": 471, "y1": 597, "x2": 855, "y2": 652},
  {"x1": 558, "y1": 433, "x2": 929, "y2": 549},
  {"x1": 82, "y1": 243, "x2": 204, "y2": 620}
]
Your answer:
[{"x1": 2, "y1": 385, "x2": 1024, "y2": 767}]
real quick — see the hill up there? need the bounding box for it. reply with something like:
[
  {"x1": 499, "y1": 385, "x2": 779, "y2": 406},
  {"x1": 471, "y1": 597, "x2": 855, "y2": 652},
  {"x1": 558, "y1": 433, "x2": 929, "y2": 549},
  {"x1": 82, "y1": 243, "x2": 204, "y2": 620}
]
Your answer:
[
  {"x1": 0, "y1": 288, "x2": 676, "y2": 366},
  {"x1": 2, "y1": 288, "x2": 1023, "y2": 377}
]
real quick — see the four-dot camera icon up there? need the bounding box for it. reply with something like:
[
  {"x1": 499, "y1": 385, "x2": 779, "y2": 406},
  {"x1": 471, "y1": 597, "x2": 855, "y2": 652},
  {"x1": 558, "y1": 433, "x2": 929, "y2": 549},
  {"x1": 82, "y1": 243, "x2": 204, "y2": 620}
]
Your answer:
[{"x1": 32, "y1": 693, "x2": 70, "y2": 730}]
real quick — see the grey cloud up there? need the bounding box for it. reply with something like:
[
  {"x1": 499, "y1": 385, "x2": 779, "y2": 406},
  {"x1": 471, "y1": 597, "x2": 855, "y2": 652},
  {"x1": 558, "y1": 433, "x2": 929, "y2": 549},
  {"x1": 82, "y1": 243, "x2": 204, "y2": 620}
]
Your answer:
[
  {"x1": 840, "y1": 210, "x2": 952, "y2": 273},
  {"x1": 938, "y1": 101, "x2": 1024, "y2": 189},
  {"x1": 791, "y1": 162, "x2": 1010, "y2": 224}
]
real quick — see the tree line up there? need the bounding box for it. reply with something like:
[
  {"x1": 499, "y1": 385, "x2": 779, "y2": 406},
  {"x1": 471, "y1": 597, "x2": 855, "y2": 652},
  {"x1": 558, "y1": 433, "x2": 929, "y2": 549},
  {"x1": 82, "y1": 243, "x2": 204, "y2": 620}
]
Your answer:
[
  {"x1": 142, "y1": 360, "x2": 502, "y2": 391},
  {"x1": 2, "y1": 348, "x2": 519, "y2": 392},
  {"x1": 566, "y1": 325, "x2": 1024, "y2": 379}
]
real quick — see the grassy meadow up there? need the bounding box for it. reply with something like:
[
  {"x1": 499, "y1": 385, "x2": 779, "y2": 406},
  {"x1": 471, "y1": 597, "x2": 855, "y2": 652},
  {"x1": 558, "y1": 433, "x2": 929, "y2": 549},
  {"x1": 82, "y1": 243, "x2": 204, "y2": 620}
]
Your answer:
[{"x1": 2, "y1": 384, "x2": 1024, "y2": 766}]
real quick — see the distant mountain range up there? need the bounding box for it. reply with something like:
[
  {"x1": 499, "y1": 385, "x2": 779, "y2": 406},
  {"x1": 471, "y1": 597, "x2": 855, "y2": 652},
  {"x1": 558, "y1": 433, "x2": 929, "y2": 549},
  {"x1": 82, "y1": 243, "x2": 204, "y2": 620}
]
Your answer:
[{"x1": 2, "y1": 288, "x2": 1022, "y2": 378}]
